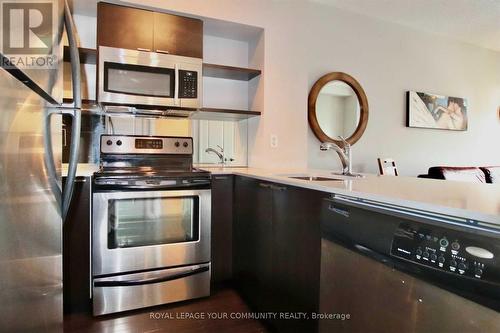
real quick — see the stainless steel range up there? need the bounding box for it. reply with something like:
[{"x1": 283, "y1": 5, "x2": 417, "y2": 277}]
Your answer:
[{"x1": 92, "y1": 135, "x2": 211, "y2": 316}]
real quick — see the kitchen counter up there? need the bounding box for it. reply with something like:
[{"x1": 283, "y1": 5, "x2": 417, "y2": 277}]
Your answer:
[
  {"x1": 62, "y1": 163, "x2": 99, "y2": 177},
  {"x1": 62, "y1": 164, "x2": 500, "y2": 226},
  {"x1": 203, "y1": 167, "x2": 500, "y2": 227}
]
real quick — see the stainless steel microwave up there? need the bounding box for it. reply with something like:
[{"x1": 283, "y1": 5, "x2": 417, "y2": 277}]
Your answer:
[{"x1": 98, "y1": 46, "x2": 202, "y2": 112}]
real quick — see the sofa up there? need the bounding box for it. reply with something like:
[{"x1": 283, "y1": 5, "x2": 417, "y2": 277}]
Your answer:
[{"x1": 418, "y1": 166, "x2": 500, "y2": 184}]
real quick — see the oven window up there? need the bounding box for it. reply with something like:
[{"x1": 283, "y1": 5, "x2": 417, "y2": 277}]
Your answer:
[
  {"x1": 104, "y1": 62, "x2": 175, "y2": 98},
  {"x1": 108, "y1": 196, "x2": 199, "y2": 249}
]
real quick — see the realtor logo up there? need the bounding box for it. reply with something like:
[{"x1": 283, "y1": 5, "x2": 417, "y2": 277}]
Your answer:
[{"x1": 1, "y1": 0, "x2": 58, "y2": 68}]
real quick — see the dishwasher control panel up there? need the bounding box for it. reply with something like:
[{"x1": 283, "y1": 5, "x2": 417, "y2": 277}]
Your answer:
[{"x1": 391, "y1": 223, "x2": 499, "y2": 283}]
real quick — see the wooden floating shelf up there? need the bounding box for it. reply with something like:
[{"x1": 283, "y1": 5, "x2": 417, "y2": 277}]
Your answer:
[
  {"x1": 202, "y1": 63, "x2": 261, "y2": 81},
  {"x1": 63, "y1": 46, "x2": 97, "y2": 65},
  {"x1": 61, "y1": 47, "x2": 262, "y2": 83},
  {"x1": 194, "y1": 107, "x2": 261, "y2": 121}
]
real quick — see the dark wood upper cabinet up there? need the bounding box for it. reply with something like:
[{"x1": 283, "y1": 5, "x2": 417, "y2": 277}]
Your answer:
[
  {"x1": 97, "y1": 2, "x2": 203, "y2": 58},
  {"x1": 153, "y1": 12, "x2": 203, "y2": 58},
  {"x1": 97, "y1": 3, "x2": 154, "y2": 51}
]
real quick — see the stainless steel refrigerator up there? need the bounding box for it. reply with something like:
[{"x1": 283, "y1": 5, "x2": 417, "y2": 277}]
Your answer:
[{"x1": 0, "y1": 0, "x2": 81, "y2": 331}]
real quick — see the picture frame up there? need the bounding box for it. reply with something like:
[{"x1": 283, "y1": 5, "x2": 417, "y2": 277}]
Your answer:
[{"x1": 406, "y1": 91, "x2": 468, "y2": 131}]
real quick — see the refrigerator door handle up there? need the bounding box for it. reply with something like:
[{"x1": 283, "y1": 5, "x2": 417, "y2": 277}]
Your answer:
[
  {"x1": 43, "y1": 109, "x2": 63, "y2": 211},
  {"x1": 61, "y1": 0, "x2": 81, "y2": 221}
]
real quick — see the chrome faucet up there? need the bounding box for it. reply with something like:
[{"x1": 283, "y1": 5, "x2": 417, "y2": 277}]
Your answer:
[
  {"x1": 205, "y1": 145, "x2": 225, "y2": 165},
  {"x1": 320, "y1": 137, "x2": 360, "y2": 177}
]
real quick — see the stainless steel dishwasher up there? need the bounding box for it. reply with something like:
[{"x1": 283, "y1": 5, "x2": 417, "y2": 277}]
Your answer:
[{"x1": 320, "y1": 194, "x2": 500, "y2": 333}]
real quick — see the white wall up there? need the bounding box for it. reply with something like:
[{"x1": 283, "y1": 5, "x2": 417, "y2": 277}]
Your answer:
[{"x1": 109, "y1": 0, "x2": 500, "y2": 175}]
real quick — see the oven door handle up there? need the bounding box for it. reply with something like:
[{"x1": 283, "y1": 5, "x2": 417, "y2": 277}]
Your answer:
[
  {"x1": 94, "y1": 180, "x2": 211, "y2": 191},
  {"x1": 94, "y1": 265, "x2": 209, "y2": 287}
]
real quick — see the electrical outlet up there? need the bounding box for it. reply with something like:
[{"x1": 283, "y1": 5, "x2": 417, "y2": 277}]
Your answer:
[{"x1": 270, "y1": 134, "x2": 278, "y2": 148}]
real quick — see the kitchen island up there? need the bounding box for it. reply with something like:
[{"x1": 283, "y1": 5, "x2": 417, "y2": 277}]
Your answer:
[
  {"x1": 204, "y1": 167, "x2": 500, "y2": 227},
  {"x1": 66, "y1": 164, "x2": 500, "y2": 226}
]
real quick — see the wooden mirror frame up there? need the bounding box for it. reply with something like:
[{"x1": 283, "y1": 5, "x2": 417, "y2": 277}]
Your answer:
[{"x1": 308, "y1": 72, "x2": 369, "y2": 146}]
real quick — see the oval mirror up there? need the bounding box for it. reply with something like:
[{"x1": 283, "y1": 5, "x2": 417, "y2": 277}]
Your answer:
[{"x1": 308, "y1": 72, "x2": 369, "y2": 146}]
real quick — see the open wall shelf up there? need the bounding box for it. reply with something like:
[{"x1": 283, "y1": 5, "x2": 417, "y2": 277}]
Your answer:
[
  {"x1": 202, "y1": 63, "x2": 261, "y2": 81},
  {"x1": 61, "y1": 47, "x2": 262, "y2": 120},
  {"x1": 195, "y1": 107, "x2": 261, "y2": 120},
  {"x1": 63, "y1": 46, "x2": 97, "y2": 64}
]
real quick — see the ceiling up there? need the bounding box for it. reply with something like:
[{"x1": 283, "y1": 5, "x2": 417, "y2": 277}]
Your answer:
[
  {"x1": 310, "y1": 0, "x2": 500, "y2": 52},
  {"x1": 70, "y1": 0, "x2": 500, "y2": 52}
]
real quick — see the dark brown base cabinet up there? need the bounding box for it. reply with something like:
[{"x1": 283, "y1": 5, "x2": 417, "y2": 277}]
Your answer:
[
  {"x1": 233, "y1": 176, "x2": 324, "y2": 332},
  {"x1": 211, "y1": 175, "x2": 234, "y2": 283},
  {"x1": 63, "y1": 176, "x2": 92, "y2": 315}
]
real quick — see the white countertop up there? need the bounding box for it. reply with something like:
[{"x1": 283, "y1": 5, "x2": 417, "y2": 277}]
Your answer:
[
  {"x1": 62, "y1": 163, "x2": 99, "y2": 177},
  {"x1": 203, "y1": 167, "x2": 500, "y2": 227},
  {"x1": 63, "y1": 164, "x2": 500, "y2": 226}
]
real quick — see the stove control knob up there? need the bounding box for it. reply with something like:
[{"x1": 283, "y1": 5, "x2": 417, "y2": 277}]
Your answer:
[
  {"x1": 475, "y1": 268, "x2": 483, "y2": 276},
  {"x1": 183, "y1": 142, "x2": 189, "y2": 147},
  {"x1": 438, "y1": 256, "x2": 446, "y2": 263},
  {"x1": 458, "y1": 262, "x2": 467, "y2": 270},
  {"x1": 106, "y1": 140, "x2": 112, "y2": 146},
  {"x1": 415, "y1": 248, "x2": 423, "y2": 256},
  {"x1": 175, "y1": 142, "x2": 180, "y2": 147},
  {"x1": 450, "y1": 260, "x2": 457, "y2": 267},
  {"x1": 430, "y1": 253, "x2": 437, "y2": 261},
  {"x1": 116, "y1": 140, "x2": 122, "y2": 146}
]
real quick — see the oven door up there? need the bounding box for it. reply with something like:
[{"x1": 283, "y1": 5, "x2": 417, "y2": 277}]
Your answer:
[
  {"x1": 92, "y1": 189, "x2": 211, "y2": 276},
  {"x1": 98, "y1": 46, "x2": 202, "y2": 109}
]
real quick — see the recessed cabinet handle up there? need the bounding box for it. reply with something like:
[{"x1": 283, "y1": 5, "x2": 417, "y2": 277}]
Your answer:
[
  {"x1": 259, "y1": 183, "x2": 272, "y2": 189},
  {"x1": 271, "y1": 185, "x2": 287, "y2": 191},
  {"x1": 156, "y1": 49, "x2": 170, "y2": 54},
  {"x1": 214, "y1": 176, "x2": 229, "y2": 180},
  {"x1": 137, "y1": 48, "x2": 151, "y2": 52},
  {"x1": 327, "y1": 204, "x2": 350, "y2": 218}
]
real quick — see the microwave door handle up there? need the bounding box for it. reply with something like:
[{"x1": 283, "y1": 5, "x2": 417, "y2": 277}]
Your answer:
[{"x1": 174, "y1": 64, "x2": 180, "y2": 106}]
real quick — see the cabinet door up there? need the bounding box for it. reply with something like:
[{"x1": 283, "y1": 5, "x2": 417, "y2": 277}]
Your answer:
[
  {"x1": 233, "y1": 176, "x2": 273, "y2": 310},
  {"x1": 272, "y1": 185, "x2": 322, "y2": 332},
  {"x1": 63, "y1": 176, "x2": 91, "y2": 314},
  {"x1": 211, "y1": 175, "x2": 234, "y2": 283},
  {"x1": 97, "y1": 3, "x2": 154, "y2": 51},
  {"x1": 153, "y1": 12, "x2": 203, "y2": 58}
]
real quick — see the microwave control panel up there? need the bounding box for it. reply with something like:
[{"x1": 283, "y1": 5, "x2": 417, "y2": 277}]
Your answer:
[
  {"x1": 179, "y1": 70, "x2": 198, "y2": 98},
  {"x1": 391, "y1": 223, "x2": 499, "y2": 284}
]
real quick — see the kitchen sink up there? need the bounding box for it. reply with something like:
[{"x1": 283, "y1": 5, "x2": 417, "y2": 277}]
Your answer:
[
  {"x1": 287, "y1": 176, "x2": 343, "y2": 181},
  {"x1": 331, "y1": 172, "x2": 365, "y2": 178}
]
